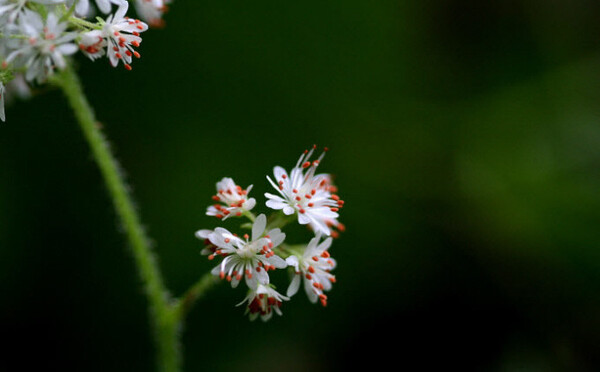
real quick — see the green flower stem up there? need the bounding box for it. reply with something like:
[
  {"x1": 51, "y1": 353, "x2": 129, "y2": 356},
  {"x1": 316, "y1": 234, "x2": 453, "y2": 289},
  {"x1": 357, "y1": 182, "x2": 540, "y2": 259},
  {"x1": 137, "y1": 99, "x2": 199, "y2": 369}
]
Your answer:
[
  {"x1": 175, "y1": 273, "x2": 219, "y2": 319},
  {"x1": 53, "y1": 64, "x2": 181, "y2": 372}
]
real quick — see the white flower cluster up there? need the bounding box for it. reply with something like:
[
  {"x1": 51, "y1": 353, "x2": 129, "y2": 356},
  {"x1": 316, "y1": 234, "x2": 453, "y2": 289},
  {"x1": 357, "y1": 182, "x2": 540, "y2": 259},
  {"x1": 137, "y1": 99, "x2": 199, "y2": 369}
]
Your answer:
[
  {"x1": 0, "y1": 0, "x2": 170, "y2": 121},
  {"x1": 196, "y1": 146, "x2": 345, "y2": 321}
]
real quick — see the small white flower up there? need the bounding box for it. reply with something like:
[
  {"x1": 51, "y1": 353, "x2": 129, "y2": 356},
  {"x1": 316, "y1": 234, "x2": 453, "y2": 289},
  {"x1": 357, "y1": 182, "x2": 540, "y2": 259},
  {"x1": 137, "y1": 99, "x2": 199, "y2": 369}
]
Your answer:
[
  {"x1": 0, "y1": 0, "x2": 64, "y2": 27},
  {"x1": 237, "y1": 283, "x2": 289, "y2": 322},
  {"x1": 206, "y1": 177, "x2": 256, "y2": 220},
  {"x1": 69, "y1": 0, "x2": 124, "y2": 17},
  {"x1": 100, "y1": 2, "x2": 148, "y2": 70},
  {"x1": 134, "y1": 0, "x2": 170, "y2": 27},
  {"x1": 205, "y1": 214, "x2": 287, "y2": 289},
  {"x1": 4, "y1": 10, "x2": 78, "y2": 83},
  {"x1": 78, "y1": 29, "x2": 107, "y2": 61},
  {"x1": 286, "y1": 234, "x2": 336, "y2": 307},
  {"x1": 265, "y1": 146, "x2": 344, "y2": 236}
]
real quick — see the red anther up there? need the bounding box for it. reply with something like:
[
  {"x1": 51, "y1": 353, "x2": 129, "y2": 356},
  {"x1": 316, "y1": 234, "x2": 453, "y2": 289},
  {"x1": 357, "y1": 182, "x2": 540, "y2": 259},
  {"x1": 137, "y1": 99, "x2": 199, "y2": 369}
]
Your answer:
[
  {"x1": 312, "y1": 282, "x2": 321, "y2": 289},
  {"x1": 226, "y1": 275, "x2": 232, "y2": 282},
  {"x1": 292, "y1": 189, "x2": 298, "y2": 193},
  {"x1": 208, "y1": 254, "x2": 215, "y2": 260},
  {"x1": 311, "y1": 189, "x2": 316, "y2": 195},
  {"x1": 124, "y1": 63, "x2": 132, "y2": 71},
  {"x1": 308, "y1": 203, "x2": 314, "y2": 207},
  {"x1": 312, "y1": 160, "x2": 319, "y2": 166},
  {"x1": 305, "y1": 194, "x2": 312, "y2": 199},
  {"x1": 132, "y1": 41, "x2": 140, "y2": 47},
  {"x1": 302, "y1": 161, "x2": 311, "y2": 168},
  {"x1": 321, "y1": 251, "x2": 330, "y2": 258},
  {"x1": 257, "y1": 262, "x2": 263, "y2": 267},
  {"x1": 243, "y1": 234, "x2": 249, "y2": 240},
  {"x1": 223, "y1": 210, "x2": 230, "y2": 215},
  {"x1": 305, "y1": 274, "x2": 312, "y2": 280},
  {"x1": 125, "y1": 50, "x2": 132, "y2": 56},
  {"x1": 267, "y1": 297, "x2": 276, "y2": 306},
  {"x1": 299, "y1": 208, "x2": 306, "y2": 214},
  {"x1": 295, "y1": 196, "x2": 301, "y2": 201},
  {"x1": 282, "y1": 174, "x2": 287, "y2": 179},
  {"x1": 308, "y1": 266, "x2": 315, "y2": 273},
  {"x1": 268, "y1": 242, "x2": 274, "y2": 248},
  {"x1": 331, "y1": 195, "x2": 340, "y2": 201},
  {"x1": 114, "y1": 31, "x2": 119, "y2": 36},
  {"x1": 337, "y1": 223, "x2": 346, "y2": 232},
  {"x1": 329, "y1": 276, "x2": 337, "y2": 283},
  {"x1": 136, "y1": 24, "x2": 144, "y2": 30},
  {"x1": 215, "y1": 214, "x2": 223, "y2": 219},
  {"x1": 236, "y1": 212, "x2": 242, "y2": 216},
  {"x1": 312, "y1": 256, "x2": 319, "y2": 261},
  {"x1": 331, "y1": 231, "x2": 340, "y2": 239},
  {"x1": 256, "y1": 266, "x2": 261, "y2": 272},
  {"x1": 219, "y1": 271, "x2": 225, "y2": 279},
  {"x1": 235, "y1": 274, "x2": 242, "y2": 281},
  {"x1": 212, "y1": 195, "x2": 220, "y2": 201},
  {"x1": 330, "y1": 207, "x2": 339, "y2": 212},
  {"x1": 324, "y1": 147, "x2": 329, "y2": 152},
  {"x1": 224, "y1": 238, "x2": 230, "y2": 243},
  {"x1": 133, "y1": 31, "x2": 140, "y2": 36}
]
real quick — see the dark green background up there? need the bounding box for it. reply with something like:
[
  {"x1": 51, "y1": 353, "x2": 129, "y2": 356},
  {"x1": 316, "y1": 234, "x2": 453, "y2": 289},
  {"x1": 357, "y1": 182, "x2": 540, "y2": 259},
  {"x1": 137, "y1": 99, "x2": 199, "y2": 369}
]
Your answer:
[{"x1": 2, "y1": 0, "x2": 600, "y2": 370}]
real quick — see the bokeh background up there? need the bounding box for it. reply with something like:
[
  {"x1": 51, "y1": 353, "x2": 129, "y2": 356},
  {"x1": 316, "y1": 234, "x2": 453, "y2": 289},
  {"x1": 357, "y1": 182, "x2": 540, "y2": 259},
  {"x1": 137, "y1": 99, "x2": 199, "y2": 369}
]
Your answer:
[{"x1": 2, "y1": 0, "x2": 600, "y2": 370}]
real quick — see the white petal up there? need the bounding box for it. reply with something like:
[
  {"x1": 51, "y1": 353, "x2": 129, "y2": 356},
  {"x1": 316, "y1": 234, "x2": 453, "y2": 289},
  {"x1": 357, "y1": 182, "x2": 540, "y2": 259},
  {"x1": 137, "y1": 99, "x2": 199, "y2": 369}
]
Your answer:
[
  {"x1": 267, "y1": 255, "x2": 287, "y2": 269},
  {"x1": 287, "y1": 274, "x2": 301, "y2": 297},
  {"x1": 252, "y1": 214, "x2": 267, "y2": 241}
]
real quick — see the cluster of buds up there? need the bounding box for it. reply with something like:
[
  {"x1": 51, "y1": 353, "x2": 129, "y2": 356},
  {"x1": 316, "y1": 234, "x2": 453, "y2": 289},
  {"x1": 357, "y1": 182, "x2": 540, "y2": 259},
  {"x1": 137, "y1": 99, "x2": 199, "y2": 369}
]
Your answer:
[
  {"x1": 196, "y1": 146, "x2": 345, "y2": 321},
  {"x1": 0, "y1": 0, "x2": 171, "y2": 121}
]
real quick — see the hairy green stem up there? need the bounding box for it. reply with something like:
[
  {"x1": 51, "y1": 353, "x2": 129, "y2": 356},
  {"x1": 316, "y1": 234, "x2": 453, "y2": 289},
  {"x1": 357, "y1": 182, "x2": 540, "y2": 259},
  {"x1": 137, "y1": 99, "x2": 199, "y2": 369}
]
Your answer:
[
  {"x1": 53, "y1": 65, "x2": 180, "y2": 372},
  {"x1": 175, "y1": 273, "x2": 219, "y2": 319}
]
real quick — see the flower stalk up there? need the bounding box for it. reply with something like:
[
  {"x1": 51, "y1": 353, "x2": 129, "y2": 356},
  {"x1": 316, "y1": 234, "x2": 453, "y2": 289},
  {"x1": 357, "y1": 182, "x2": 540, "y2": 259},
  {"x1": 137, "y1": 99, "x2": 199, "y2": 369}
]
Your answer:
[{"x1": 52, "y1": 64, "x2": 215, "y2": 372}]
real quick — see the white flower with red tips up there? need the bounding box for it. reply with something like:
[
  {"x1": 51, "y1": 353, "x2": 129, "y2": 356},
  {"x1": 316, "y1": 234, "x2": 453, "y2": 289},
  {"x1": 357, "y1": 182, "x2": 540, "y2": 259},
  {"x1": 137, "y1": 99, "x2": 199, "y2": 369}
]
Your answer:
[
  {"x1": 265, "y1": 146, "x2": 344, "y2": 236},
  {"x1": 3, "y1": 9, "x2": 78, "y2": 83},
  {"x1": 206, "y1": 177, "x2": 256, "y2": 220},
  {"x1": 237, "y1": 283, "x2": 289, "y2": 322},
  {"x1": 99, "y1": 2, "x2": 147, "y2": 70},
  {"x1": 134, "y1": 0, "x2": 170, "y2": 27},
  {"x1": 286, "y1": 234, "x2": 336, "y2": 307},
  {"x1": 206, "y1": 214, "x2": 287, "y2": 289}
]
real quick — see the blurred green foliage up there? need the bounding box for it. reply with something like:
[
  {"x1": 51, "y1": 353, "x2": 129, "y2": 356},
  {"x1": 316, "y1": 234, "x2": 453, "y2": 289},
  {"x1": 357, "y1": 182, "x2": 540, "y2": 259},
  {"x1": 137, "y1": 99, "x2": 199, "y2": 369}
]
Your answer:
[{"x1": 2, "y1": 0, "x2": 600, "y2": 370}]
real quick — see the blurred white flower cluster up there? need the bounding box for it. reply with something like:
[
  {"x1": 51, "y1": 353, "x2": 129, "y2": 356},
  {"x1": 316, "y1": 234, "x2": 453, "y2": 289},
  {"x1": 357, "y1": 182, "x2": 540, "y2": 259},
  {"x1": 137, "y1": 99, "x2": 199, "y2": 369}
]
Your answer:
[
  {"x1": 196, "y1": 146, "x2": 345, "y2": 321},
  {"x1": 0, "y1": 0, "x2": 170, "y2": 121}
]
